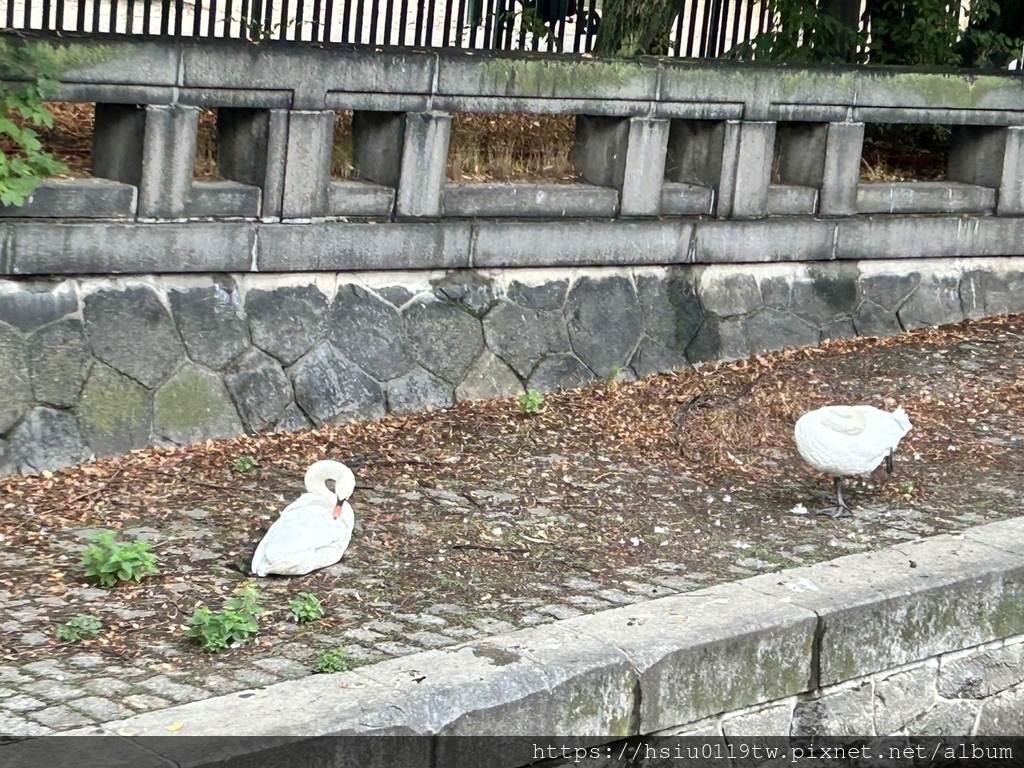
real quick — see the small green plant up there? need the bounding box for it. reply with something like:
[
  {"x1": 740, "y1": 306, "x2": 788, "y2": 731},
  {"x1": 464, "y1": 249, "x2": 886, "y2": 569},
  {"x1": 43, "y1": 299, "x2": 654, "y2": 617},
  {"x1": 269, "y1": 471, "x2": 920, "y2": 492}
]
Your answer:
[
  {"x1": 81, "y1": 530, "x2": 159, "y2": 588},
  {"x1": 518, "y1": 388, "x2": 545, "y2": 415},
  {"x1": 312, "y1": 648, "x2": 354, "y2": 674},
  {"x1": 185, "y1": 581, "x2": 264, "y2": 653},
  {"x1": 233, "y1": 455, "x2": 258, "y2": 473},
  {"x1": 0, "y1": 41, "x2": 67, "y2": 207},
  {"x1": 56, "y1": 614, "x2": 102, "y2": 642},
  {"x1": 289, "y1": 592, "x2": 325, "y2": 624}
]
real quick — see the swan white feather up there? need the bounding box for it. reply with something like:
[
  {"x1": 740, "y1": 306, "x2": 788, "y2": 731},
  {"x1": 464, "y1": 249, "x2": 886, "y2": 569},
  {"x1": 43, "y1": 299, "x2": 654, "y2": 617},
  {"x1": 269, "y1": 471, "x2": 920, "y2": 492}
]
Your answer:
[
  {"x1": 794, "y1": 405, "x2": 912, "y2": 515},
  {"x1": 251, "y1": 460, "x2": 356, "y2": 577}
]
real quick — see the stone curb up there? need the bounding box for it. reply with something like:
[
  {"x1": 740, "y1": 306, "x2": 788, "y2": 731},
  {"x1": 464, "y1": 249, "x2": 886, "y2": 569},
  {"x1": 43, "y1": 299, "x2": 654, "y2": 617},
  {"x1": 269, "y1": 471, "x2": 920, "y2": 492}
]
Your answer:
[{"x1": 12, "y1": 516, "x2": 1021, "y2": 763}]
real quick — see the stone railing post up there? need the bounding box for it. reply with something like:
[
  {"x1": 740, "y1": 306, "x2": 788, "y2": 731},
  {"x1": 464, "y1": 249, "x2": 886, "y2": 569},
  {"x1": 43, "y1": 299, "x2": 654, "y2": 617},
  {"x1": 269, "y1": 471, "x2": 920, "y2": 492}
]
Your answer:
[
  {"x1": 819, "y1": 122, "x2": 865, "y2": 216},
  {"x1": 281, "y1": 111, "x2": 335, "y2": 218},
  {"x1": 728, "y1": 121, "x2": 775, "y2": 219}
]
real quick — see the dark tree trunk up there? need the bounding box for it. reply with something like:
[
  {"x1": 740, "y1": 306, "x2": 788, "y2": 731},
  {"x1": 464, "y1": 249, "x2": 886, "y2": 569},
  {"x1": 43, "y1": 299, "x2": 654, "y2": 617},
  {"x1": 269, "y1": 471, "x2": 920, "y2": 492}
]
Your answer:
[{"x1": 592, "y1": 0, "x2": 684, "y2": 58}]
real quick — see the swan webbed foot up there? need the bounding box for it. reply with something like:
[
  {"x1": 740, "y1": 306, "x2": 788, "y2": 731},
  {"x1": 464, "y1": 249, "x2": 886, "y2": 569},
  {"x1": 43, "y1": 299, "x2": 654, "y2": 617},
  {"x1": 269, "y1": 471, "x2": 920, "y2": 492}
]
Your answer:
[{"x1": 816, "y1": 503, "x2": 853, "y2": 518}]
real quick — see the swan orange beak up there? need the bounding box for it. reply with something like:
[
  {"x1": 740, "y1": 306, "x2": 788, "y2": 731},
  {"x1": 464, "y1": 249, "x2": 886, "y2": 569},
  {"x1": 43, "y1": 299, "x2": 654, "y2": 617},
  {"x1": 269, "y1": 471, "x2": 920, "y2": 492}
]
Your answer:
[{"x1": 332, "y1": 501, "x2": 344, "y2": 519}]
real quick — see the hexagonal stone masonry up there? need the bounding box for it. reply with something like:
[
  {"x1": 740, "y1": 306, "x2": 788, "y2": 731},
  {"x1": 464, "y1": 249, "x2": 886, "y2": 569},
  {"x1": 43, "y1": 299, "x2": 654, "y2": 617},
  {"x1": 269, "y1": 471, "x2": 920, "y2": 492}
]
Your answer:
[
  {"x1": 565, "y1": 276, "x2": 643, "y2": 378},
  {"x1": 290, "y1": 341, "x2": 385, "y2": 424},
  {"x1": 153, "y1": 363, "x2": 244, "y2": 446},
  {"x1": 635, "y1": 271, "x2": 703, "y2": 354},
  {"x1": 26, "y1": 319, "x2": 91, "y2": 408},
  {"x1": 7, "y1": 407, "x2": 87, "y2": 472},
  {"x1": 330, "y1": 283, "x2": 415, "y2": 381},
  {"x1": 246, "y1": 285, "x2": 329, "y2": 367},
  {"x1": 224, "y1": 349, "x2": 293, "y2": 432},
  {"x1": 506, "y1": 279, "x2": 568, "y2": 311},
  {"x1": 789, "y1": 263, "x2": 860, "y2": 327},
  {"x1": 403, "y1": 299, "x2": 484, "y2": 385},
  {"x1": 483, "y1": 301, "x2": 570, "y2": 379},
  {"x1": 168, "y1": 280, "x2": 251, "y2": 370},
  {"x1": 77, "y1": 362, "x2": 153, "y2": 457},
  {"x1": 527, "y1": 353, "x2": 594, "y2": 392},
  {"x1": 386, "y1": 366, "x2": 454, "y2": 413},
  {"x1": 82, "y1": 286, "x2": 186, "y2": 389},
  {"x1": 0, "y1": 280, "x2": 78, "y2": 332},
  {"x1": 0, "y1": 321, "x2": 31, "y2": 434},
  {"x1": 455, "y1": 351, "x2": 522, "y2": 402}
]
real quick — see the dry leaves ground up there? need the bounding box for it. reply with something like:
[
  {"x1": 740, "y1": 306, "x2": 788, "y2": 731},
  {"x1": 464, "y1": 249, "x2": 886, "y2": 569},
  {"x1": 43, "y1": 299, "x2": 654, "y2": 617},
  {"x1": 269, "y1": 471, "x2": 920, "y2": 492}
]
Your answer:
[{"x1": 1, "y1": 315, "x2": 1022, "y2": 720}]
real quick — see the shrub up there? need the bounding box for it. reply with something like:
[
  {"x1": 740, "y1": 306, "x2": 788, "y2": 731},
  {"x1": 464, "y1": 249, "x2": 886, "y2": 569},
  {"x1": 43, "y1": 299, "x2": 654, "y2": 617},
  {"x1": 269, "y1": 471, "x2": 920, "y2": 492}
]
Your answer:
[
  {"x1": 312, "y1": 648, "x2": 354, "y2": 674},
  {"x1": 289, "y1": 592, "x2": 324, "y2": 624},
  {"x1": 81, "y1": 530, "x2": 159, "y2": 588},
  {"x1": 185, "y1": 582, "x2": 264, "y2": 653},
  {"x1": 518, "y1": 389, "x2": 545, "y2": 415},
  {"x1": 56, "y1": 614, "x2": 102, "y2": 642},
  {"x1": 233, "y1": 455, "x2": 258, "y2": 473}
]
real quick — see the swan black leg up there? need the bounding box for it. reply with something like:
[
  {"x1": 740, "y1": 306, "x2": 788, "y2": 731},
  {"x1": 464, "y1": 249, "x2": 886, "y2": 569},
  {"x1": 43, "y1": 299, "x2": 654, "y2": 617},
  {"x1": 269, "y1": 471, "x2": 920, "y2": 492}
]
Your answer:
[
  {"x1": 886, "y1": 449, "x2": 895, "y2": 474},
  {"x1": 818, "y1": 477, "x2": 853, "y2": 518}
]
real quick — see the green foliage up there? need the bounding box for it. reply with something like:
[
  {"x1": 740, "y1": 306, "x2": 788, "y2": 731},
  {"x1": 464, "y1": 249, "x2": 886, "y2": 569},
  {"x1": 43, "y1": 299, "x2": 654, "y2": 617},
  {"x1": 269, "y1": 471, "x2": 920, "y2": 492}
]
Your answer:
[
  {"x1": 728, "y1": 0, "x2": 866, "y2": 63},
  {"x1": 312, "y1": 648, "x2": 355, "y2": 674},
  {"x1": 185, "y1": 581, "x2": 264, "y2": 653},
  {"x1": 56, "y1": 614, "x2": 102, "y2": 642},
  {"x1": 518, "y1": 388, "x2": 545, "y2": 414},
  {"x1": 81, "y1": 530, "x2": 159, "y2": 588},
  {"x1": 233, "y1": 455, "x2": 258, "y2": 473},
  {"x1": 0, "y1": 41, "x2": 67, "y2": 207},
  {"x1": 288, "y1": 592, "x2": 325, "y2": 624}
]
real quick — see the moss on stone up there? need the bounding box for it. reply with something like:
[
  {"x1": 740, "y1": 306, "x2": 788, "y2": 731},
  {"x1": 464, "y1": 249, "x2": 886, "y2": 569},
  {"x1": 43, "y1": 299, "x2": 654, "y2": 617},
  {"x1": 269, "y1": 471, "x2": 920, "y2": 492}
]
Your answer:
[
  {"x1": 483, "y1": 57, "x2": 644, "y2": 95},
  {"x1": 154, "y1": 365, "x2": 228, "y2": 434},
  {"x1": 79, "y1": 364, "x2": 149, "y2": 436}
]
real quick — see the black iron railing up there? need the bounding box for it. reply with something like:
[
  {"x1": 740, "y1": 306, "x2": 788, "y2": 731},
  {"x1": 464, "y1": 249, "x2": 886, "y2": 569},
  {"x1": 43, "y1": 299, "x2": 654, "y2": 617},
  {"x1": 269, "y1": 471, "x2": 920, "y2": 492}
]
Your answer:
[{"x1": 0, "y1": 0, "x2": 771, "y2": 57}]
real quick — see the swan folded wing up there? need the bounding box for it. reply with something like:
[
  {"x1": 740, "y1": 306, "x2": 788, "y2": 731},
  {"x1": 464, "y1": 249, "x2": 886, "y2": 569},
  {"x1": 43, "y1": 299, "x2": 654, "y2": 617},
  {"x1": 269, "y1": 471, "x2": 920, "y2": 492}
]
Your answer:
[
  {"x1": 815, "y1": 407, "x2": 868, "y2": 436},
  {"x1": 252, "y1": 506, "x2": 345, "y2": 576}
]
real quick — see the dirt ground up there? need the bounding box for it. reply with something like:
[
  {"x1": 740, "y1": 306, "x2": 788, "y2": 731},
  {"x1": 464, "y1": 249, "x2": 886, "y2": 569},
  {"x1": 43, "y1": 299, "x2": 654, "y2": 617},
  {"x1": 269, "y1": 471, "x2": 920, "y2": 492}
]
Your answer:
[{"x1": 1, "y1": 315, "x2": 1021, "y2": 669}]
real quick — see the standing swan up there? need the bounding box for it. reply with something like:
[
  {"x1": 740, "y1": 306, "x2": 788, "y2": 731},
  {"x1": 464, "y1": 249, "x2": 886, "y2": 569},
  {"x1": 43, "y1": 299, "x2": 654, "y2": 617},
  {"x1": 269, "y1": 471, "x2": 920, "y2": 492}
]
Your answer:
[
  {"x1": 251, "y1": 460, "x2": 356, "y2": 577},
  {"x1": 794, "y1": 405, "x2": 912, "y2": 517}
]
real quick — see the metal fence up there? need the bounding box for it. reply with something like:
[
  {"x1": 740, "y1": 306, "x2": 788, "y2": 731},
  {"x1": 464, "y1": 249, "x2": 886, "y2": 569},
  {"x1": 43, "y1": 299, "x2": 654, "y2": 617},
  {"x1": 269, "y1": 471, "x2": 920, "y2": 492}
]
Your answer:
[{"x1": 0, "y1": 0, "x2": 772, "y2": 57}]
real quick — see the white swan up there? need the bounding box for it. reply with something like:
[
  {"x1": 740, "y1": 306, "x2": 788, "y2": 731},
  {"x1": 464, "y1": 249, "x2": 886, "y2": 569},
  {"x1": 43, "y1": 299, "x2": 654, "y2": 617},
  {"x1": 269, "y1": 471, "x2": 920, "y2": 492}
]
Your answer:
[
  {"x1": 794, "y1": 405, "x2": 912, "y2": 517},
  {"x1": 251, "y1": 460, "x2": 356, "y2": 577}
]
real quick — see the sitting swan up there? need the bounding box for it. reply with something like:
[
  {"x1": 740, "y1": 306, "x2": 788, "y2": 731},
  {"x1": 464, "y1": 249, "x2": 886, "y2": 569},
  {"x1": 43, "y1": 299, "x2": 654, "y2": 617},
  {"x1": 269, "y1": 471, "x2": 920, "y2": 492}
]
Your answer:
[
  {"x1": 251, "y1": 460, "x2": 356, "y2": 577},
  {"x1": 794, "y1": 405, "x2": 912, "y2": 517}
]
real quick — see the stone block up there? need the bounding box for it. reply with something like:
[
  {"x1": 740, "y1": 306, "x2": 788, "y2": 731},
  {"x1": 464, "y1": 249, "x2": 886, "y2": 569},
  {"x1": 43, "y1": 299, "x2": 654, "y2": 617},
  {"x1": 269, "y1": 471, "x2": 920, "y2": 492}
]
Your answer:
[
  {"x1": 856, "y1": 182, "x2": 995, "y2": 214},
  {"x1": 788, "y1": 263, "x2": 860, "y2": 326},
  {"x1": 351, "y1": 111, "x2": 405, "y2": 188},
  {"x1": 0, "y1": 178, "x2": 137, "y2": 219},
  {"x1": 83, "y1": 285, "x2": 185, "y2": 389},
  {"x1": 560, "y1": 583, "x2": 816, "y2": 733},
  {"x1": 904, "y1": 699, "x2": 980, "y2": 736},
  {"x1": 767, "y1": 184, "x2": 818, "y2": 215},
  {"x1": 698, "y1": 271, "x2": 762, "y2": 317},
  {"x1": 836, "y1": 216, "x2": 1024, "y2": 260},
  {"x1": 997, "y1": 126, "x2": 1024, "y2": 215},
  {"x1": 76, "y1": 362, "x2": 153, "y2": 458},
  {"x1": 483, "y1": 301, "x2": 571, "y2": 379},
  {"x1": 742, "y1": 533, "x2": 1024, "y2": 686},
  {"x1": 507, "y1": 279, "x2": 568, "y2": 311},
  {"x1": 403, "y1": 299, "x2": 483, "y2": 385},
  {"x1": 526, "y1": 353, "x2": 594, "y2": 392},
  {"x1": 571, "y1": 115, "x2": 629, "y2": 190},
  {"x1": 691, "y1": 220, "x2": 836, "y2": 264},
  {"x1": 442, "y1": 184, "x2": 619, "y2": 218},
  {"x1": 729, "y1": 121, "x2": 775, "y2": 218},
  {"x1": 185, "y1": 180, "x2": 262, "y2": 218},
  {"x1": 565, "y1": 276, "x2": 643, "y2": 378},
  {"x1": 396, "y1": 112, "x2": 451, "y2": 218},
  {"x1": 858, "y1": 270, "x2": 920, "y2": 311},
  {"x1": 819, "y1": 122, "x2": 865, "y2": 216},
  {"x1": 27, "y1": 319, "x2": 90, "y2": 408},
  {"x1": 721, "y1": 702, "x2": 793, "y2": 738},
  {"x1": 8, "y1": 407, "x2": 87, "y2": 473},
  {"x1": 791, "y1": 683, "x2": 874, "y2": 736},
  {"x1": 431, "y1": 271, "x2": 499, "y2": 318},
  {"x1": 327, "y1": 181, "x2": 396, "y2": 217},
  {"x1": 255, "y1": 222, "x2": 472, "y2": 272},
  {"x1": 659, "y1": 182, "x2": 714, "y2": 216},
  {"x1": 0, "y1": 321, "x2": 30, "y2": 433},
  {"x1": 455, "y1": 352, "x2": 522, "y2": 402},
  {"x1": 330, "y1": 283, "x2": 415, "y2": 381},
  {"x1": 0, "y1": 279, "x2": 78, "y2": 332},
  {"x1": 635, "y1": 271, "x2": 703, "y2": 355},
  {"x1": 743, "y1": 309, "x2": 819, "y2": 354},
  {"x1": 168, "y1": 280, "x2": 251, "y2": 371},
  {"x1": 137, "y1": 105, "x2": 201, "y2": 218},
  {"x1": 897, "y1": 273, "x2": 963, "y2": 330},
  {"x1": 873, "y1": 664, "x2": 938, "y2": 734},
  {"x1": 686, "y1": 315, "x2": 749, "y2": 363},
  {"x1": 620, "y1": 117, "x2": 670, "y2": 216},
  {"x1": 290, "y1": 341, "x2": 386, "y2": 424},
  {"x1": 974, "y1": 682, "x2": 1024, "y2": 735},
  {"x1": 386, "y1": 367, "x2": 454, "y2": 413},
  {"x1": 8, "y1": 222, "x2": 255, "y2": 275},
  {"x1": 216, "y1": 107, "x2": 288, "y2": 218},
  {"x1": 275, "y1": 402, "x2": 314, "y2": 433},
  {"x1": 630, "y1": 337, "x2": 690, "y2": 378},
  {"x1": 281, "y1": 111, "x2": 334, "y2": 218},
  {"x1": 245, "y1": 285, "x2": 329, "y2": 367},
  {"x1": 852, "y1": 301, "x2": 902, "y2": 338},
  {"x1": 224, "y1": 349, "x2": 294, "y2": 433},
  {"x1": 471, "y1": 221, "x2": 691, "y2": 268},
  {"x1": 939, "y1": 644, "x2": 1024, "y2": 700},
  {"x1": 153, "y1": 363, "x2": 243, "y2": 446}
]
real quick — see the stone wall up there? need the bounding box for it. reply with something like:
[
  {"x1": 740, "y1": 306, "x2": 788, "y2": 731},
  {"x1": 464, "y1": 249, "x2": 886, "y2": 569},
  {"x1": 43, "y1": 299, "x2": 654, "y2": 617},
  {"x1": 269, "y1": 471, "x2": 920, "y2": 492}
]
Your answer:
[
  {"x1": 3, "y1": 36, "x2": 1024, "y2": 474},
  {"x1": 3, "y1": 257, "x2": 1023, "y2": 476}
]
